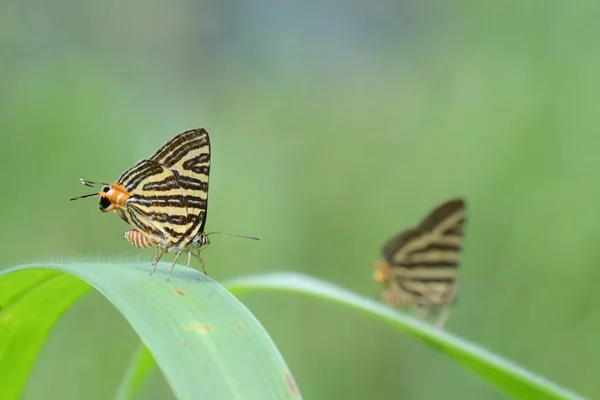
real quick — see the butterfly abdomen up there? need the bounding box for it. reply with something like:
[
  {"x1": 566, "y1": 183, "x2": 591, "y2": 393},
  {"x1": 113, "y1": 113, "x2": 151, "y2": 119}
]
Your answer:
[{"x1": 124, "y1": 230, "x2": 155, "y2": 249}]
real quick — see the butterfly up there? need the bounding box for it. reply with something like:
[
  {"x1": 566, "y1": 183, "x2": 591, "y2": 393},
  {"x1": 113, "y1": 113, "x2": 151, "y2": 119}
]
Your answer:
[
  {"x1": 71, "y1": 128, "x2": 261, "y2": 279},
  {"x1": 374, "y1": 198, "x2": 466, "y2": 328}
]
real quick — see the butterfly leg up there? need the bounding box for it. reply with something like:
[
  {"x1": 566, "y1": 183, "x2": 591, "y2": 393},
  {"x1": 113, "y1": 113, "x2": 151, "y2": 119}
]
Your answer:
[
  {"x1": 149, "y1": 248, "x2": 164, "y2": 275},
  {"x1": 434, "y1": 306, "x2": 451, "y2": 330},
  {"x1": 433, "y1": 287, "x2": 457, "y2": 329},
  {"x1": 166, "y1": 252, "x2": 182, "y2": 281},
  {"x1": 198, "y1": 255, "x2": 208, "y2": 275},
  {"x1": 185, "y1": 251, "x2": 192, "y2": 280},
  {"x1": 413, "y1": 305, "x2": 430, "y2": 321}
]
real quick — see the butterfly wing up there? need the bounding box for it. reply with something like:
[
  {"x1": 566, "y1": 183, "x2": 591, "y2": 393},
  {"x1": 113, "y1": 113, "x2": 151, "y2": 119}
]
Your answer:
[
  {"x1": 116, "y1": 159, "x2": 190, "y2": 248},
  {"x1": 380, "y1": 198, "x2": 466, "y2": 307},
  {"x1": 147, "y1": 129, "x2": 211, "y2": 248}
]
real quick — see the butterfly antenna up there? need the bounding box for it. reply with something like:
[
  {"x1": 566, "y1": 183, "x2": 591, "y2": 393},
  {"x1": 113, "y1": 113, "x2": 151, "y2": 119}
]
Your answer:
[
  {"x1": 69, "y1": 192, "x2": 100, "y2": 201},
  {"x1": 206, "y1": 231, "x2": 262, "y2": 241},
  {"x1": 70, "y1": 178, "x2": 109, "y2": 201},
  {"x1": 79, "y1": 178, "x2": 109, "y2": 187}
]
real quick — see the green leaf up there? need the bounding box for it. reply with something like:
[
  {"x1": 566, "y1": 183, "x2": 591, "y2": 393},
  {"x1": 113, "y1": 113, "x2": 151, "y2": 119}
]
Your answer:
[
  {"x1": 0, "y1": 263, "x2": 302, "y2": 400},
  {"x1": 226, "y1": 272, "x2": 586, "y2": 400},
  {"x1": 113, "y1": 344, "x2": 156, "y2": 400},
  {"x1": 0, "y1": 270, "x2": 92, "y2": 400}
]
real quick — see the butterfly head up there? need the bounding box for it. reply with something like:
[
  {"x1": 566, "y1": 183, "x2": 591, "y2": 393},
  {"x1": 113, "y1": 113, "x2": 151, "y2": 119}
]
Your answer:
[
  {"x1": 192, "y1": 232, "x2": 211, "y2": 251},
  {"x1": 70, "y1": 179, "x2": 131, "y2": 212},
  {"x1": 373, "y1": 261, "x2": 393, "y2": 286}
]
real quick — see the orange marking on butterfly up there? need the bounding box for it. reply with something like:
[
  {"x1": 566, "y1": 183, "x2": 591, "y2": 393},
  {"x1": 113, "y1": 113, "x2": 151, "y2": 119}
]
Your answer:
[
  {"x1": 99, "y1": 183, "x2": 131, "y2": 212},
  {"x1": 373, "y1": 261, "x2": 391, "y2": 284}
]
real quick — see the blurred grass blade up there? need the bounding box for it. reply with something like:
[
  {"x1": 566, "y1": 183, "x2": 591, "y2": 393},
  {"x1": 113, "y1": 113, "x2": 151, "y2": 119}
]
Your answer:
[
  {"x1": 226, "y1": 272, "x2": 585, "y2": 400},
  {"x1": 0, "y1": 270, "x2": 93, "y2": 400},
  {"x1": 0, "y1": 263, "x2": 302, "y2": 400},
  {"x1": 114, "y1": 344, "x2": 156, "y2": 400}
]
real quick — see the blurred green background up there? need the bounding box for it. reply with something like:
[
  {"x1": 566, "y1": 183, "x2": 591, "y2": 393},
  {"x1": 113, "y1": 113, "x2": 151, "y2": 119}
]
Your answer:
[{"x1": 1, "y1": 1, "x2": 599, "y2": 399}]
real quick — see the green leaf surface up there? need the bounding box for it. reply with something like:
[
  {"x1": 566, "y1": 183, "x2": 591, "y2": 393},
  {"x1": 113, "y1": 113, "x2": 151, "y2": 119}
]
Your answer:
[
  {"x1": 0, "y1": 263, "x2": 302, "y2": 400},
  {"x1": 226, "y1": 272, "x2": 586, "y2": 400},
  {"x1": 114, "y1": 344, "x2": 156, "y2": 400}
]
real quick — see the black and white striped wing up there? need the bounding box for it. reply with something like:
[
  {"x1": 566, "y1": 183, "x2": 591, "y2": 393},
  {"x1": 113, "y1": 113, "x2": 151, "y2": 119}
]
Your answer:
[
  {"x1": 113, "y1": 129, "x2": 210, "y2": 250},
  {"x1": 115, "y1": 160, "x2": 189, "y2": 246},
  {"x1": 147, "y1": 129, "x2": 211, "y2": 247},
  {"x1": 381, "y1": 198, "x2": 466, "y2": 306}
]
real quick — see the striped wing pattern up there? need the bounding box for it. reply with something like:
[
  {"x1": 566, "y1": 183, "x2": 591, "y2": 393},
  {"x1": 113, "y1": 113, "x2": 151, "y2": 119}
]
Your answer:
[
  {"x1": 115, "y1": 129, "x2": 210, "y2": 251},
  {"x1": 379, "y1": 198, "x2": 466, "y2": 309}
]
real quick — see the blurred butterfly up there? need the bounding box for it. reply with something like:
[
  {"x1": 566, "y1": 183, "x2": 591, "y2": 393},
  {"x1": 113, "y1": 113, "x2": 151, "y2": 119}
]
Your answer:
[{"x1": 374, "y1": 198, "x2": 466, "y2": 328}]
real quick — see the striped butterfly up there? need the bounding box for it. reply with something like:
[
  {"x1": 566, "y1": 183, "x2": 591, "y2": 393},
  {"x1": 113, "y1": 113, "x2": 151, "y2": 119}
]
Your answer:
[
  {"x1": 373, "y1": 198, "x2": 466, "y2": 329},
  {"x1": 71, "y1": 128, "x2": 260, "y2": 279}
]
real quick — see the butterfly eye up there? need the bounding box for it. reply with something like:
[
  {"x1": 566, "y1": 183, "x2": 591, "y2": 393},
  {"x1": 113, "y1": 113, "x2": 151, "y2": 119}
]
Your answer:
[
  {"x1": 193, "y1": 235, "x2": 210, "y2": 249},
  {"x1": 99, "y1": 196, "x2": 111, "y2": 210},
  {"x1": 101, "y1": 186, "x2": 110, "y2": 193}
]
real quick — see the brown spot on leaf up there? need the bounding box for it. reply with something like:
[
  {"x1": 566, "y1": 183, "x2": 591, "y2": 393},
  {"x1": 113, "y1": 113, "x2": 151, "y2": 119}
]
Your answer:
[
  {"x1": 182, "y1": 342, "x2": 188, "y2": 348},
  {"x1": 236, "y1": 324, "x2": 244, "y2": 331},
  {"x1": 184, "y1": 323, "x2": 213, "y2": 334},
  {"x1": 174, "y1": 288, "x2": 186, "y2": 297},
  {"x1": 285, "y1": 372, "x2": 298, "y2": 394}
]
